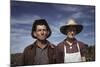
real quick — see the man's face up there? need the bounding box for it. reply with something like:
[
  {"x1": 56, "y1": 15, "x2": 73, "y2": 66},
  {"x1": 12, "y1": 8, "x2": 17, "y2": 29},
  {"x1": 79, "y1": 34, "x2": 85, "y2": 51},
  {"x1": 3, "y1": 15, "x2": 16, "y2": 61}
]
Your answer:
[
  {"x1": 67, "y1": 28, "x2": 76, "y2": 38},
  {"x1": 33, "y1": 25, "x2": 48, "y2": 40}
]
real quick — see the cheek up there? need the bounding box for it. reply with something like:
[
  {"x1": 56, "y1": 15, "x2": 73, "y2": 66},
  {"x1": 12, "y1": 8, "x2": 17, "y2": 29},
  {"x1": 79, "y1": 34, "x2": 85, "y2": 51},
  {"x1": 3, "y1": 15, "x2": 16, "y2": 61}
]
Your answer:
[
  {"x1": 67, "y1": 32, "x2": 71, "y2": 35},
  {"x1": 37, "y1": 32, "x2": 42, "y2": 36},
  {"x1": 35, "y1": 32, "x2": 41, "y2": 36},
  {"x1": 67, "y1": 32, "x2": 75, "y2": 37},
  {"x1": 36, "y1": 31, "x2": 48, "y2": 36},
  {"x1": 44, "y1": 31, "x2": 48, "y2": 35}
]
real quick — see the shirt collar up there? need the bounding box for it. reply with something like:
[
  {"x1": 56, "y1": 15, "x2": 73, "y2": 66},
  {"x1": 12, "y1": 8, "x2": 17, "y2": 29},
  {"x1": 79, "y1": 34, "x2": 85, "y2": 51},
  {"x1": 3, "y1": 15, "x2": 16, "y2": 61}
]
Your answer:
[
  {"x1": 32, "y1": 40, "x2": 54, "y2": 49},
  {"x1": 64, "y1": 38, "x2": 77, "y2": 45}
]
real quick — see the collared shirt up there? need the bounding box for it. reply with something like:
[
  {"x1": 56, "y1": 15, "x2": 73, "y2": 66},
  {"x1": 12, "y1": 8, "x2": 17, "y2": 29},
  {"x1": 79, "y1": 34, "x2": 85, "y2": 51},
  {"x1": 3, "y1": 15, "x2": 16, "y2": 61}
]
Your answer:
[
  {"x1": 55, "y1": 38, "x2": 88, "y2": 63},
  {"x1": 34, "y1": 43, "x2": 49, "y2": 65},
  {"x1": 23, "y1": 40, "x2": 56, "y2": 65},
  {"x1": 64, "y1": 39, "x2": 79, "y2": 53}
]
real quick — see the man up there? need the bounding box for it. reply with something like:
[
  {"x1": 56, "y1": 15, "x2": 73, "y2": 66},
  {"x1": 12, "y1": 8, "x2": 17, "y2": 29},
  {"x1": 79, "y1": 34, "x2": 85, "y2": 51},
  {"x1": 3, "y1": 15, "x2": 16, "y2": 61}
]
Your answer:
[
  {"x1": 56, "y1": 19, "x2": 88, "y2": 63},
  {"x1": 23, "y1": 19, "x2": 56, "y2": 65}
]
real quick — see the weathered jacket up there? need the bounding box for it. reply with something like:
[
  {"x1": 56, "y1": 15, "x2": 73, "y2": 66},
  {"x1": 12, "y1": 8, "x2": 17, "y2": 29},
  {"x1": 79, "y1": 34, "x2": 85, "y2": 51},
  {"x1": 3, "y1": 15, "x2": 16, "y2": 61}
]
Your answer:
[
  {"x1": 23, "y1": 40, "x2": 56, "y2": 66},
  {"x1": 55, "y1": 39, "x2": 88, "y2": 63}
]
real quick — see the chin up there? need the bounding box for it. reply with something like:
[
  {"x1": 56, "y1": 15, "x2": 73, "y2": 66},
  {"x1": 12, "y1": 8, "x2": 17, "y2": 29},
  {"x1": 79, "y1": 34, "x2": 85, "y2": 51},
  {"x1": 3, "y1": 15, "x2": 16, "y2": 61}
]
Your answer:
[
  {"x1": 39, "y1": 38, "x2": 46, "y2": 41},
  {"x1": 69, "y1": 36, "x2": 74, "y2": 39}
]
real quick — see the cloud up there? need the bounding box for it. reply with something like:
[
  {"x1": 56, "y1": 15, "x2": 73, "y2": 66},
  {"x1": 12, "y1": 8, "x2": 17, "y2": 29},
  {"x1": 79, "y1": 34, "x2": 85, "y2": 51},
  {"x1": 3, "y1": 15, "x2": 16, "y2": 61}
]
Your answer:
[
  {"x1": 53, "y1": 4, "x2": 81, "y2": 12},
  {"x1": 11, "y1": 15, "x2": 42, "y2": 53},
  {"x1": 82, "y1": 22, "x2": 93, "y2": 27},
  {"x1": 48, "y1": 21, "x2": 66, "y2": 45},
  {"x1": 70, "y1": 12, "x2": 83, "y2": 19},
  {"x1": 11, "y1": 14, "x2": 42, "y2": 24},
  {"x1": 11, "y1": 32, "x2": 34, "y2": 53},
  {"x1": 10, "y1": 27, "x2": 33, "y2": 53},
  {"x1": 11, "y1": 14, "x2": 43, "y2": 37},
  {"x1": 56, "y1": 14, "x2": 63, "y2": 19},
  {"x1": 69, "y1": 11, "x2": 90, "y2": 20},
  {"x1": 83, "y1": 32, "x2": 95, "y2": 37}
]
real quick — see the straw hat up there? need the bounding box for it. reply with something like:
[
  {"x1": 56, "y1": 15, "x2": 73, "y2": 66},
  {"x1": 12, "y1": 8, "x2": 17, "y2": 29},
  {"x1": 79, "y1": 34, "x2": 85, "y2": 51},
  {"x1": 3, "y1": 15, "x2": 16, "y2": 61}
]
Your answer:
[{"x1": 60, "y1": 19, "x2": 83, "y2": 35}]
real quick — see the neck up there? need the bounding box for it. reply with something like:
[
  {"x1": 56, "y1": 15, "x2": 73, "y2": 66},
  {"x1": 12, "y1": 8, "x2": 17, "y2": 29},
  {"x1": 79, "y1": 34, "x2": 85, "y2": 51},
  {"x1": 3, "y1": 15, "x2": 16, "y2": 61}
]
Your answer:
[
  {"x1": 36, "y1": 40, "x2": 47, "y2": 49},
  {"x1": 66, "y1": 37, "x2": 76, "y2": 43}
]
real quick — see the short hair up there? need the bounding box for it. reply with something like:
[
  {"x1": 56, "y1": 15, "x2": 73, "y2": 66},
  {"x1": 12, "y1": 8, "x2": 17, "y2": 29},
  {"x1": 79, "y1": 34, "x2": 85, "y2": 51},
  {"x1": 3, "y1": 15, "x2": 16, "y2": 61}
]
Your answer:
[{"x1": 31, "y1": 19, "x2": 52, "y2": 38}]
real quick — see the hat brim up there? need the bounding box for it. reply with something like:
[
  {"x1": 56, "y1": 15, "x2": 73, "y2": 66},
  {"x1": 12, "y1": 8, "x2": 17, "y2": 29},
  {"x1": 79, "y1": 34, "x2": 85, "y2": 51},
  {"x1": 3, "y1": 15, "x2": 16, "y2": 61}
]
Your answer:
[{"x1": 60, "y1": 25, "x2": 83, "y2": 35}]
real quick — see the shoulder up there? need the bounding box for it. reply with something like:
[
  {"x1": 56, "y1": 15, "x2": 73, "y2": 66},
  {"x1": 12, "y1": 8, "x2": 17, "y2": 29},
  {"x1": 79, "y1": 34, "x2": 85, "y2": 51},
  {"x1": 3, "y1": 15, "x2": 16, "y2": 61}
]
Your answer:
[
  {"x1": 47, "y1": 41, "x2": 56, "y2": 48},
  {"x1": 23, "y1": 41, "x2": 37, "y2": 53},
  {"x1": 77, "y1": 41, "x2": 88, "y2": 48},
  {"x1": 56, "y1": 41, "x2": 65, "y2": 49},
  {"x1": 24, "y1": 44, "x2": 33, "y2": 52},
  {"x1": 57, "y1": 41, "x2": 64, "y2": 47},
  {"x1": 25, "y1": 44, "x2": 33, "y2": 49}
]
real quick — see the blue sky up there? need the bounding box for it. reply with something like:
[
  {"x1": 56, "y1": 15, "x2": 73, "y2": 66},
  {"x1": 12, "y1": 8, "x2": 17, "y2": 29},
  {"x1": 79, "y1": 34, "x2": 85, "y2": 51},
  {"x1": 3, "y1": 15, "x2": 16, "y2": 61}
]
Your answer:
[{"x1": 11, "y1": 1, "x2": 95, "y2": 53}]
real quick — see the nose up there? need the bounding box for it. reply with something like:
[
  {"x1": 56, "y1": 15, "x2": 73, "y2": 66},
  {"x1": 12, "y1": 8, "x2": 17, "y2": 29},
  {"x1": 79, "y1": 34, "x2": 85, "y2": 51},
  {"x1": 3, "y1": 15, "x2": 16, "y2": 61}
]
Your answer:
[
  {"x1": 41, "y1": 31, "x2": 44, "y2": 35},
  {"x1": 70, "y1": 31, "x2": 75, "y2": 36}
]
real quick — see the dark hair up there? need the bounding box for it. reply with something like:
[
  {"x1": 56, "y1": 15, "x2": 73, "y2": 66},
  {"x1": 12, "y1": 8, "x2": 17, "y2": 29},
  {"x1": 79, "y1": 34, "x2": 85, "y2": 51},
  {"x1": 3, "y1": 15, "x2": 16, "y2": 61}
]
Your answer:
[{"x1": 31, "y1": 19, "x2": 51, "y2": 38}]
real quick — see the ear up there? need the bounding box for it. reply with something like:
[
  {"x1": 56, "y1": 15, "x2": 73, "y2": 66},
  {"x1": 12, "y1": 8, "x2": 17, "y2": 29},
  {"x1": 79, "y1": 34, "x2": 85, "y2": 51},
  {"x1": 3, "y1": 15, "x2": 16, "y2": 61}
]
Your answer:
[{"x1": 33, "y1": 32, "x2": 37, "y2": 37}]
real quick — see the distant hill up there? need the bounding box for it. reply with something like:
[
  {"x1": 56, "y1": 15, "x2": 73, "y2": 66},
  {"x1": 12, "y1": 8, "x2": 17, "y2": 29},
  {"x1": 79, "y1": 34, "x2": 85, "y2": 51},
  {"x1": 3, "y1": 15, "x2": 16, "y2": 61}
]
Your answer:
[
  {"x1": 11, "y1": 53, "x2": 23, "y2": 66},
  {"x1": 86, "y1": 45, "x2": 95, "y2": 61}
]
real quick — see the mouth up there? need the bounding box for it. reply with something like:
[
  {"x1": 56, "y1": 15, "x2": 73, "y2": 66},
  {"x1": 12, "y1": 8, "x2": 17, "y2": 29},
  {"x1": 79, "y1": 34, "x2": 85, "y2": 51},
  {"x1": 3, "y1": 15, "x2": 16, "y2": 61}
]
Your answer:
[
  {"x1": 40, "y1": 36, "x2": 47, "y2": 38},
  {"x1": 70, "y1": 33, "x2": 74, "y2": 36},
  {"x1": 69, "y1": 34, "x2": 75, "y2": 38}
]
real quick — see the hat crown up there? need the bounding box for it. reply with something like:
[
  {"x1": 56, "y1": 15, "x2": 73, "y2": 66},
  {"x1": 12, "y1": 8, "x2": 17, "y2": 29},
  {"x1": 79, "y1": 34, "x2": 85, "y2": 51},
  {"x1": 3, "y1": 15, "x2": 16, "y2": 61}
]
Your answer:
[
  {"x1": 60, "y1": 19, "x2": 83, "y2": 35},
  {"x1": 67, "y1": 19, "x2": 77, "y2": 25}
]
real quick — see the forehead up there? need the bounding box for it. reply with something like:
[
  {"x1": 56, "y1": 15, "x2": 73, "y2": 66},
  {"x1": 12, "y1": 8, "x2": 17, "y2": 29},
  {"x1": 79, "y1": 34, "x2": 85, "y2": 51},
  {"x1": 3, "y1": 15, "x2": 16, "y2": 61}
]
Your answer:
[{"x1": 36, "y1": 25, "x2": 47, "y2": 29}]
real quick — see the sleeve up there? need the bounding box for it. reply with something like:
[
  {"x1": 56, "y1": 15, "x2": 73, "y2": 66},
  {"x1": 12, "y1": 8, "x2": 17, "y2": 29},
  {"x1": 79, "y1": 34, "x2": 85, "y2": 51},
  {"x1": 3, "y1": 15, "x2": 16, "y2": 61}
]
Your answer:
[
  {"x1": 79, "y1": 42, "x2": 88, "y2": 61},
  {"x1": 22, "y1": 46, "x2": 29, "y2": 66},
  {"x1": 55, "y1": 44, "x2": 64, "y2": 63}
]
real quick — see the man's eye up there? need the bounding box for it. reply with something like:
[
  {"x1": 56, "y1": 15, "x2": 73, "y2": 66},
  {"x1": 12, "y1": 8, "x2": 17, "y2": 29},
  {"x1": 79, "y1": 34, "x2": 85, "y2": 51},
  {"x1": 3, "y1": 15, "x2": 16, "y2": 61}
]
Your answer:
[
  {"x1": 43, "y1": 29, "x2": 47, "y2": 31},
  {"x1": 37, "y1": 29, "x2": 41, "y2": 31}
]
